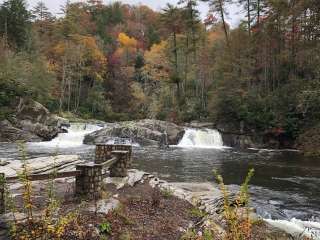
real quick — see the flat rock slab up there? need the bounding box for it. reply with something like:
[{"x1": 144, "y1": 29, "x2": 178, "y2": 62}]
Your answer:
[
  {"x1": 86, "y1": 198, "x2": 120, "y2": 215},
  {"x1": 0, "y1": 155, "x2": 82, "y2": 177},
  {"x1": 104, "y1": 169, "x2": 148, "y2": 189}
]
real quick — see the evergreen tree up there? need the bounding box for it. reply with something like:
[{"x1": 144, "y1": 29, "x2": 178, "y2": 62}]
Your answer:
[
  {"x1": 179, "y1": 0, "x2": 201, "y2": 56},
  {"x1": 202, "y1": 0, "x2": 231, "y2": 46},
  {"x1": 32, "y1": 1, "x2": 53, "y2": 22},
  {"x1": 160, "y1": 4, "x2": 184, "y2": 98},
  {"x1": 32, "y1": 1, "x2": 54, "y2": 36},
  {"x1": 0, "y1": 0, "x2": 31, "y2": 49},
  {"x1": 238, "y1": 0, "x2": 254, "y2": 36}
]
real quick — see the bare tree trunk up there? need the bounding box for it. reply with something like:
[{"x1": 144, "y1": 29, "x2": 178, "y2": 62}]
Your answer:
[
  {"x1": 218, "y1": 0, "x2": 229, "y2": 46},
  {"x1": 173, "y1": 31, "x2": 178, "y2": 74},
  {"x1": 247, "y1": 0, "x2": 251, "y2": 36},
  {"x1": 184, "y1": 35, "x2": 190, "y2": 96},
  {"x1": 257, "y1": 0, "x2": 260, "y2": 26},
  {"x1": 59, "y1": 58, "x2": 67, "y2": 113}
]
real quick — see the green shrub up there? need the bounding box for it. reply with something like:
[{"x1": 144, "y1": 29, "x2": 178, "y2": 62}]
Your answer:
[{"x1": 99, "y1": 221, "x2": 112, "y2": 235}]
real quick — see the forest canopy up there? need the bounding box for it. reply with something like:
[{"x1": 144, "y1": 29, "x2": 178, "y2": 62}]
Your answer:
[{"x1": 0, "y1": 0, "x2": 319, "y2": 141}]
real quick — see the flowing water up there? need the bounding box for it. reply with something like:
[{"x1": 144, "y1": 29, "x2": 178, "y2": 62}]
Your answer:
[
  {"x1": 177, "y1": 128, "x2": 224, "y2": 148},
  {"x1": 0, "y1": 123, "x2": 320, "y2": 238}
]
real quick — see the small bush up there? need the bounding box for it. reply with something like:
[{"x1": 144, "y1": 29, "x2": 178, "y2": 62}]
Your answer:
[
  {"x1": 99, "y1": 221, "x2": 112, "y2": 235},
  {"x1": 214, "y1": 169, "x2": 255, "y2": 240},
  {"x1": 4, "y1": 143, "x2": 98, "y2": 240},
  {"x1": 189, "y1": 207, "x2": 207, "y2": 219},
  {"x1": 161, "y1": 188, "x2": 174, "y2": 198}
]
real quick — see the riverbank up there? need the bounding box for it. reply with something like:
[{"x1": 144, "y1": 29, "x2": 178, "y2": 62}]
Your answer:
[
  {"x1": 1, "y1": 121, "x2": 320, "y2": 239},
  {"x1": 0, "y1": 166, "x2": 292, "y2": 240},
  {"x1": 0, "y1": 96, "x2": 315, "y2": 155}
]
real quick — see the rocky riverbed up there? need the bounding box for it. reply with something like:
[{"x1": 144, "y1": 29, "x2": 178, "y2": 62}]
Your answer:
[{"x1": 0, "y1": 162, "x2": 291, "y2": 240}]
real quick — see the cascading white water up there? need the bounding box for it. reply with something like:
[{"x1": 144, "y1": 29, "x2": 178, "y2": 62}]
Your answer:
[
  {"x1": 177, "y1": 128, "x2": 224, "y2": 148},
  {"x1": 265, "y1": 218, "x2": 320, "y2": 239},
  {"x1": 31, "y1": 123, "x2": 102, "y2": 148}
]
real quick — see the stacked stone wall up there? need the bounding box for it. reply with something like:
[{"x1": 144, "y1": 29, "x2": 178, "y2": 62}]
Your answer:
[{"x1": 75, "y1": 164, "x2": 103, "y2": 199}]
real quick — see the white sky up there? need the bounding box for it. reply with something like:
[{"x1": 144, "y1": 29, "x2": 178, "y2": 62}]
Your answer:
[{"x1": 0, "y1": 0, "x2": 244, "y2": 28}]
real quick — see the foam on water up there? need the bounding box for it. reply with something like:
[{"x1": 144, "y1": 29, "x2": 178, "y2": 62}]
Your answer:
[
  {"x1": 177, "y1": 128, "x2": 224, "y2": 149},
  {"x1": 265, "y1": 218, "x2": 320, "y2": 239},
  {"x1": 30, "y1": 123, "x2": 102, "y2": 148}
]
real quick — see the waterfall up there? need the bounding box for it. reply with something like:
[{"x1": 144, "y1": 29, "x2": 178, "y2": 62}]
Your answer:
[
  {"x1": 265, "y1": 218, "x2": 320, "y2": 240},
  {"x1": 177, "y1": 128, "x2": 224, "y2": 148},
  {"x1": 31, "y1": 123, "x2": 102, "y2": 148}
]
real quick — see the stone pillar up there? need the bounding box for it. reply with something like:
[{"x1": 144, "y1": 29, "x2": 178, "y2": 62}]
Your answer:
[
  {"x1": 75, "y1": 164, "x2": 102, "y2": 200},
  {"x1": 110, "y1": 151, "x2": 130, "y2": 177},
  {"x1": 95, "y1": 144, "x2": 132, "y2": 166},
  {"x1": 0, "y1": 173, "x2": 5, "y2": 214},
  {"x1": 95, "y1": 145, "x2": 109, "y2": 164},
  {"x1": 115, "y1": 145, "x2": 132, "y2": 167}
]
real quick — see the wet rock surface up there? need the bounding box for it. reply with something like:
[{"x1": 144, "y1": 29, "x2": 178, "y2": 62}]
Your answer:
[
  {"x1": 0, "y1": 98, "x2": 69, "y2": 143},
  {"x1": 0, "y1": 155, "x2": 82, "y2": 177},
  {"x1": 84, "y1": 119, "x2": 185, "y2": 146}
]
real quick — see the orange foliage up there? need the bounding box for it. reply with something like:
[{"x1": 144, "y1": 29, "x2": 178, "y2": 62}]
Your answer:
[
  {"x1": 53, "y1": 35, "x2": 106, "y2": 66},
  {"x1": 207, "y1": 25, "x2": 225, "y2": 44},
  {"x1": 52, "y1": 34, "x2": 106, "y2": 81}
]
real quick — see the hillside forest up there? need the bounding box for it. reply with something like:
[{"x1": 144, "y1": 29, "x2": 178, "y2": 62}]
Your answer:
[{"x1": 0, "y1": 0, "x2": 320, "y2": 149}]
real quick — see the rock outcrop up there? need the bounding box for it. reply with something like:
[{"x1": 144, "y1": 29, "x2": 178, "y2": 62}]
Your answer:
[
  {"x1": 1, "y1": 155, "x2": 82, "y2": 177},
  {"x1": 216, "y1": 121, "x2": 295, "y2": 149},
  {"x1": 0, "y1": 98, "x2": 69, "y2": 142},
  {"x1": 0, "y1": 120, "x2": 41, "y2": 142},
  {"x1": 296, "y1": 124, "x2": 320, "y2": 156},
  {"x1": 84, "y1": 119, "x2": 185, "y2": 146}
]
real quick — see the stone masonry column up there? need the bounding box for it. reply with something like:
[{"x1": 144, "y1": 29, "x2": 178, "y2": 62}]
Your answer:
[
  {"x1": 95, "y1": 144, "x2": 132, "y2": 166},
  {"x1": 75, "y1": 164, "x2": 103, "y2": 200},
  {"x1": 109, "y1": 151, "x2": 130, "y2": 177}
]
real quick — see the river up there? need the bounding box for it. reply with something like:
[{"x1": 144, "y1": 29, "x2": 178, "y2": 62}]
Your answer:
[{"x1": 0, "y1": 123, "x2": 319, "y2": 239}]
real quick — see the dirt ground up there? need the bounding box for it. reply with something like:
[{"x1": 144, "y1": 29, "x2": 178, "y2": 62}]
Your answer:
[
  {"x1": 3, "y1": 179, "x2": 201, "y2": 240},
  {"x1": 104, "y1": 182, "x2": 199, "y2": 240}
]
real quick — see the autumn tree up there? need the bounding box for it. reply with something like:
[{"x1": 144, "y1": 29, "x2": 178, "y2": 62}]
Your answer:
[
  {"x1": 52, "y1": 35, "x2": 106, "y2": 112},
  {"x1": 117, "y1": 32, "x2": 138, "y2": 65},
  {"x1": 202, "y1": 0, "x2": 231, "y2": 46}
]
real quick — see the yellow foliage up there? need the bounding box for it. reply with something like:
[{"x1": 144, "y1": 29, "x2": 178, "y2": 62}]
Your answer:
[
  {"x1": 51, "y1": 34, "x2": 107, "y2": 82},
  {"x1": 118, "y1": 32, "x2": 138, "y2": 49},
  {"x1": 53, "y1": 35, "x2": 106, "y2": 66},
  {"x1": 53, "y1": 42, "x2": 66, "y2": 56},
  {"x1": 143, "y1": 41, "x2": 170, "y2": 81},
  {"x1": 72, "y1": 34, "x2": 107, "y2": 65},
  {"x1": 131, "y1": 82, "x2": 146, "y2": 103}
]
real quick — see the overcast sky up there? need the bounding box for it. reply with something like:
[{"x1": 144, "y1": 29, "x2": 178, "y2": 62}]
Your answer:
[{"x1": 0, "y1": 0, "x2": 244, "y2": 28}]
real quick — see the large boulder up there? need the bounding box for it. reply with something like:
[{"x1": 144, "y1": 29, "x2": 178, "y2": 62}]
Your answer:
[
  {"x1": 0, "y1": 120, "x2": 41, "y2": 142},
  {"x1": 84, "y1": 119, "x2": 185, "y2": 146},
  {"x1": 0, "y1": 98, "x2": 69, "y2": 142},
  {"x1": 134, "y1": 119, "x2": 185, "y2": 145}
]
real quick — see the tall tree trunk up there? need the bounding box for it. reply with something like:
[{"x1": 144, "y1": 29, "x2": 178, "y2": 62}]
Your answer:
[
  {"x1": 257, "y1": 0, "x2": 260, "y2": 26},
  {"x1": 218, "y1": 0, "x2": 229, "y2": 46},
  {"x1": 247, "y1": 0, "x2": 251, "y2": 36},
  {"x1": 59, "y1": 58, "x2": 67, "y2": 113},
  {"x1": 184, "y1": 35, "x2": 189, "y2": 96},
  {"x1": 173, "y1": 31, "x2": 178, "y2": 74}
]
